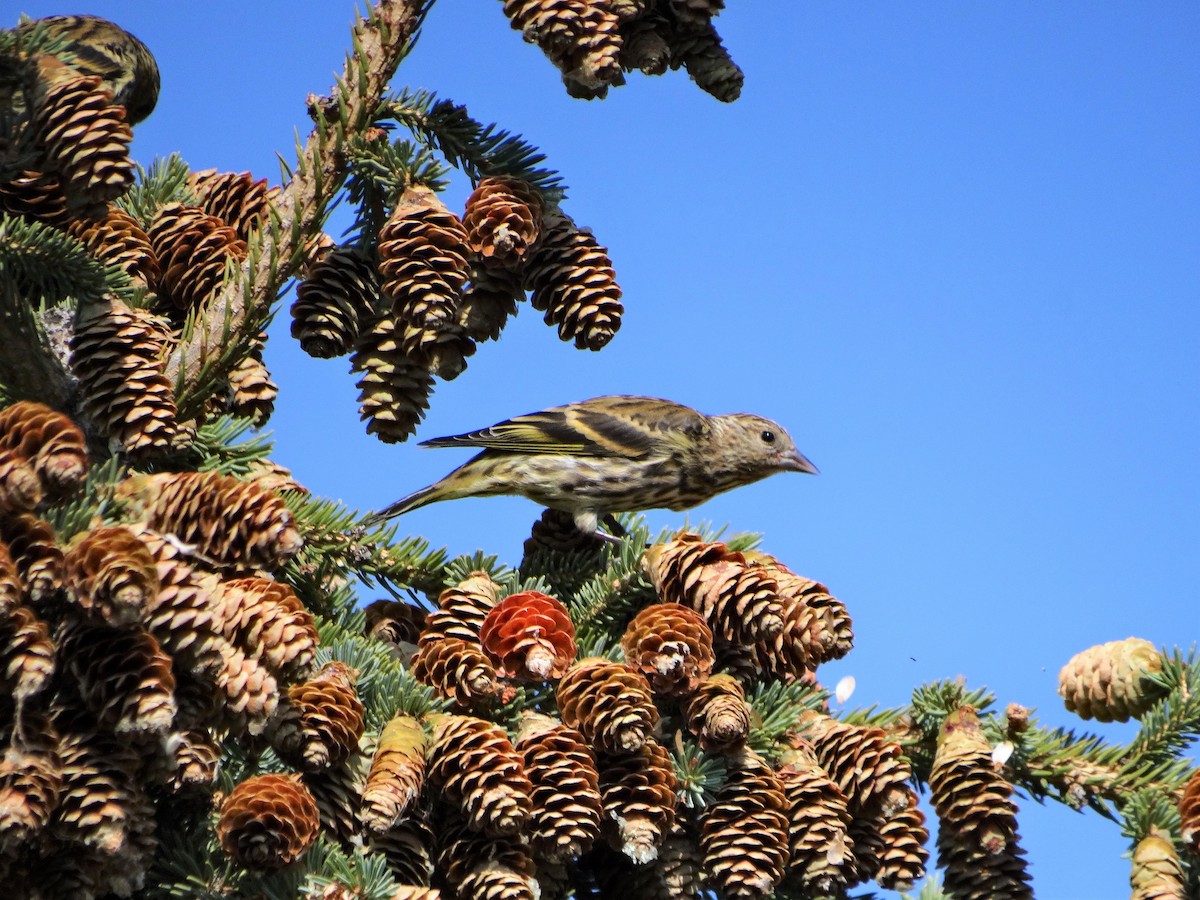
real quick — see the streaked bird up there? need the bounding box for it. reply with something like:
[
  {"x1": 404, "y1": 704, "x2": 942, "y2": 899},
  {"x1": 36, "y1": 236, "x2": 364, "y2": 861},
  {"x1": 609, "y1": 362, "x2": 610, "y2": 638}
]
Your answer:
[{"x1": 364, "y1": 395, "x2": 818, "y2": 537}]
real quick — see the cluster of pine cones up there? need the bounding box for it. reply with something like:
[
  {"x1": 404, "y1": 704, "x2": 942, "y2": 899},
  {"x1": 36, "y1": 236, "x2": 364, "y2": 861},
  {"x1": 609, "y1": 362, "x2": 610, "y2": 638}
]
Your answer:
[
  {"x1": 292, "y1": 174, "x2": 624, "y2": 444},
  {"x1": 500, "y1": 0, "x2": 744, "y2": 101},
  {"x1": 0, "y1": 400, "x2": 322, "y2": 895}
]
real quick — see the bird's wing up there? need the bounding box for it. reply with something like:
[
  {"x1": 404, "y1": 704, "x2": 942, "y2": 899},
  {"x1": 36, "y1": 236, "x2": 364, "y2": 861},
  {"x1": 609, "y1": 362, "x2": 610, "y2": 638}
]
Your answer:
[{"x1": 420, "y1": 395, "x2": 709, "y2": 458}]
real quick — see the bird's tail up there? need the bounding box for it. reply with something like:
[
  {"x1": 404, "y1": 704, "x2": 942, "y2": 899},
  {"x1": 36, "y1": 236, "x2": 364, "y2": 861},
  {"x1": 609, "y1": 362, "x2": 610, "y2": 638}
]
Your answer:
[{"x1": 360, "y1": 483, "x2": 442, "y2": 528}]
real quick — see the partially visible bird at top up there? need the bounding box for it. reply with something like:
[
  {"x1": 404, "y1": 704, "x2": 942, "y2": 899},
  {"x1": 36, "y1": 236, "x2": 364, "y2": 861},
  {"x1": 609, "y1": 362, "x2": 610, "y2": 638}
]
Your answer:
[
  {"x1": 1, "y1": 14, "x2": 160, "y2": 124},
  {"x1": 362, "y1": 395, "x2": 819, "y2": 539}
]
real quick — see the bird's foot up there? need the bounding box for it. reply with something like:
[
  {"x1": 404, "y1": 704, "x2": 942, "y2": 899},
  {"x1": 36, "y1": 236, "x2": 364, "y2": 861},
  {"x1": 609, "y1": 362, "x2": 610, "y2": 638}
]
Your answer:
[{"x1": 600, "y1": 513, "x2": 627, "y2": 539}]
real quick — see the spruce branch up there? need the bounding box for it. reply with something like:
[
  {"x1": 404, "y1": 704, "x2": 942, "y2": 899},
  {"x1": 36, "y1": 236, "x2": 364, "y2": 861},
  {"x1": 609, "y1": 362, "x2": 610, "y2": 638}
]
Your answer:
[
  {"x1": 748, "y1": 679, "x2": 829, "y2": 760},
  {"x1": 164, "y1": 0, "x2": 435, "y2": 411}
]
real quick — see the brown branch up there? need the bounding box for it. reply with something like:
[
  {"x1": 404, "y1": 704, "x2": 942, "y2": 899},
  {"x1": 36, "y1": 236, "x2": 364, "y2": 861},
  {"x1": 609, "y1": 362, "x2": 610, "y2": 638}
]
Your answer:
[{"x1": 163, "y1": 0, "x2": 429, "y2": 398}]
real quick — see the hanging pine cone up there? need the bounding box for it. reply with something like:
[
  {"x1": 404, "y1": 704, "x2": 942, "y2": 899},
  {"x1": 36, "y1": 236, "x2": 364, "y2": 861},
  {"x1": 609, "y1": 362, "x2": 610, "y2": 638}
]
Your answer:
[
  {"x1": 434, "y1": 817, "x2": 539, "y2": 900},
  {"x1": 0, "y1": 606, "x2": 55, "y2": 703},
  {"x1": 57, "y1": 620, "x2": 177, "y2": 735},
  {"x1": 69, "y1": 299, "x2": 180, "y2": 456},
  {"x1": 642, "y1": 533, "x2": 784, "y2": 645},
  {"x1": 361, "y1": 714, "x2": 428, "y2": 834},
  {"x1": 219, "y1": 576, "x2": 318, "y2": 677},
  {"x1": 292, "y1": 246, "x2": 380, "y2": 358},
  {"x1": 556, "y1": 656, "x2": 659, "y2": 753},
  {"x1": 1181, "y1": 769, "x2": 1200, "y2": 857},
  {"x1": 303, "y1": 738, "x2": 373, "y2": 846},
  {"x1": 620, "y1": 602, "x2": 714, "y2": 697},
  {"x1": 744, "y1": 550, "x2": 853, "y2": 667},
  {"x1": 426, "y1": 714, "x2": 533, "y2": 838},
  {"x1": 1130, "y1": 827, "x2": 1187, "y2": 900},
  {"x1": 683, "y1": 672, "x2": 751, "y2": 751},
  {"x1": 146, "y1": 201, "x2": 247, "y2": 311},
  {"x1": 420, "y1": 571, "x2": 500, "y2": 646},
  {"x1": 591, "y1": 818, "x2": 705, "y2": 899},
  {"x1": 597, "y1": 738, "x2": 679, "y2": 863},
  {"x1": 226, "y1": 334, "x2": 278, "y2": 424},
  {"x1": 271, "y1": 661, "x2": 365, "y2": 772},
  {"x1": 874, "y1": 787, "x2": 930, "y2": 892},
  {"x1": 0, "y1": 513, "x2": 64, "y2": 606},
  {"x1": 776, "y1": 739, "x2": 854, "y2": 895},
  {"x1": 523, "y1": 207, "x2": 623, "y2": 350},
  {"x1": 29, "y1": 73, "x2": 134, "y2": 210},
  {"x1": 619, "y1": 12, "x2": 670, "y2": 75},
  {"x1": 368, "y1": 815, "x2": 436, "y2": 886},
  {"x1": 698, "y1": 749, "x2": 789, "y2": 899},
  {"x1": 209, "y1": 642, "x2": 279, "y2": 734},
  {"x1": 1058, "y1": 637, "x2": 1167, "y2": 723},
  {"x1": 0, "y1": 170, "x2": 70, "y2": 227},
  {"x1": 161, "y1": 728, "x2": 221, "y2": 793},
  {"x1": 462, "y1": 176, "x2": 546, "y2": 271},
  {"x1": 930, "y1": 707, "x2": 1032, "y2": 900},
  {"x1": 0, "y1": 540, "x2": 22, "y2": 615},
  {"x1": 500, "y1": 0, "x2": 624, "y2": 97},
  {"x1": 66, "y1": 204, "x2": 161, "y2": 286},
  {"x1": 116, "y1": 470, "x2": 302, "y2": 570},
  {"x1": 364, "y1": 597, "x2": 427, "y2": 653},
  {"x1": 458, "y1": 262, "x2": 523, "y2": 342},
  {"x1": 669, "y1": 0, "x2": 724, "y2": 28},
  {"x1": 515, "y1": 712, "x2": 603, "y2": 863},
  {"x1": 0, "y1": 400, "x2": 89, "y2": 499},
  {"x1": 0, "y1": 714, "x2": 62, "y2": 844},
  {"x1": 217, "y1": 772, "x2": 320, "y2": 869},
  {"x1": 188, "y1": 168, "x2": 272, "y2": 240},
  {"x1": 63, "y1": 524, "x2": 159, "y2": 626},
  {"x1": 0, "y1": 448, "x2": 42, "y2": 514},
  {"x1": 352, "y1": 312, "x2": 436, "y2": 443},
  {"x1": 377, "y1": 184, "x2": 474, "y2": 374},
  {"x1": 478, "y1": 589, "x2": 577, "y2": 681},
  {"x1": 410, "y1": 636, "x2": 504, "y2": 711},
  {"x1": 667, "y1": 20, "x2": 743, "y2": 103}
]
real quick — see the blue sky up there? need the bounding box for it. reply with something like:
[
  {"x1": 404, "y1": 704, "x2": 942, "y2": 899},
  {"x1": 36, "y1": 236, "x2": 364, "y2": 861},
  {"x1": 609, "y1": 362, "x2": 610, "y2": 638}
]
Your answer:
[{"x1": 19, "y1": 2, "x2": 1198, "y2": 896}]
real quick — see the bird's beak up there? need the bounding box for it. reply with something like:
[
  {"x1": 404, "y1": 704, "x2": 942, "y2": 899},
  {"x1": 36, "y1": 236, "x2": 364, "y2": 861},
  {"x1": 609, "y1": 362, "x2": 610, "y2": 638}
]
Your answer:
[{"x1": 781, "y1": 449, "x2": 819, "y2": 475}]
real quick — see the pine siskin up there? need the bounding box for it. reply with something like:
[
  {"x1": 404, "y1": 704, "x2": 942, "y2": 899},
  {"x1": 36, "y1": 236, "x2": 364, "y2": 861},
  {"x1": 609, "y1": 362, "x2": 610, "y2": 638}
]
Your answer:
[
  {"x1": 365, "y1": 395, "x2": 818, "y2": 536},
  {"x1": 4, "y1": 15, "x2": 160, "y2": 124}
]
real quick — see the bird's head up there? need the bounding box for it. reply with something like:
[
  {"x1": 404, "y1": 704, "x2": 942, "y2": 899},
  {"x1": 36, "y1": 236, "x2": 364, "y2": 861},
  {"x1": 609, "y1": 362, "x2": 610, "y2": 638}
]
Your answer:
[{"x1": 708, "y1": 413, "x2": 819, "y2": 484}]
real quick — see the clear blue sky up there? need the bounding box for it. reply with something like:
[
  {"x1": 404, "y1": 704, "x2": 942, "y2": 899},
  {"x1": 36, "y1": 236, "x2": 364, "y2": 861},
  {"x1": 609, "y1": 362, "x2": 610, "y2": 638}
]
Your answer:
[{"x1": 20, "y1": 2, "x2": 1198, "y2": 896}]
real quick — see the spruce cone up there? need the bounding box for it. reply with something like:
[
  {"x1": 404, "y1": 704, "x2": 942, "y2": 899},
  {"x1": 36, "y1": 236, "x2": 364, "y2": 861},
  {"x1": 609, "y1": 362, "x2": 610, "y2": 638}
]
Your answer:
[
  {"x1": 410, "y1": 636, "x2": 504, "y2": 711},
  {"x1": 683, "y1": 672, "x2": 750, "y2": 751},
  {"x1": 30, "y1": 73, "x2": 134, "y2": 209},
  {"x1": 211, "y1": 642, "x2": 279, "y2": 735},
  {"x1": 63, "y1": 525, "x2": 158, "y2": 626},
  {"x1": 744, "y1": 551, "x2": 853, "y2": 667},
  {"x1": 377, "y1": 185, "x2": 473, "y2": 373},
  {"x1": 292, "y1": 246, "x2": 379, "y2": 358},
  {"x1": 556, "y1": 656, "x2": 659, "y2": 753},
  {"x1": 0, "y1": 170, "x2": 70, "y2": 227},
  {"x1": 0, "y1": 449, "x2": 42, "y2": 514},
  {"x1": 0, "y1": 540, "x2": 22, "y2": 615},
  {"x1": 591, "y1": 819, "x2": 705, "y2": 899},
  {"x1": 226, "y1": 335, "x2": 278, "y2": 424},
  {"x1": 426, "y1": 714, "x2": 533, "y2": 838},
  {"x1": 875, "y1": 787, "x2": 930, "y2": 892},
  {"x1": 435, "y1": 818, "x2": 538, "y2": 900},
  {"x1": 930, "y1": 707, "x2": 1032, "y2": 900},
  {"x1": 1058, "y1": 637, "x2": 1167, "y2": 722},
  {"x1": 352, "y1": 313, "x2": 435, "y2": 443},
  {"x1": 51, "y1": 719, "x2": 148, "y2": 855},
  {"x1": 619, "y1": 12, "x2": 671, "y2": 75},
  {"x1": 303, "y1": 740, "x2": 372, "y2": 845},
  {"x1": 698, "y1": 750, "x2": 789, "y2": 899},
  {"x1": 162, "y1": 728, "x2": 221, "y2": 793},
  {"x1": 188, "y1": 168, "x2": 272, "y2": 240},
  {"x1": 220, "y1": 576, "x2": 318, "y2": 677},
  {"x1": 0, "y1": 513, "x2": 65, "y2": 605},
  {"x1": 116, "y1": 470, "x2": 302, "y2": 570},
  {"x1": 500, "y1": 0, "x2": 624, "y2": 96},
  {"x1": 147, "y1": 202, "x2": 247, "y2": 311},
  {"x1": 1130, "y1": 826, "x2": 1188, "y2": 900},
  {"x1": 69, "y1": 299, "x2": 180, "y2": 456},
  {"x1": 0, "y1": 605, "x2": 55, "y2": 703},
  {"x1": 272, "y1": 661, "x2": 365, "y2": 771},
  {"x1": 620, "y1": 602, "x2": 714, "y2": 697},
  {"x1": 776, "y1": 740, "x2": 854, "y2": 894},
  {"x1": 57, "y1": 620, "x2": 176, "y2": 735},
  {"x1": 669, "y1": 0, "x2": 724, "y2": 28},
  {"x1": 66, "y1": 204, "x2": 160, "y2": 286},
  {"x1": 479, "y1": 589, "x2": 577, "y2": 681},
  {"x1": 643, "y1": 533, "x2": 784, "y2": 644},
  {"x1": 458, "y1": 262, "x2": 523, "y2": 342},
  {"x1": 515, "y1": 712, "x2": 603, "y2": 862},
  {"x1": 0, "y1": 400, "x2": 89, "y2": 499},
  {"x1": 462, "y1": 176, "x2": 545, "y2": 270},
  {"x1": 361, "y1": 714, "x2": 428, "y2": 833},
  {"x1": 420, "y1": 571, "x2": 501, "y2": 646},
  {"x1": 217, "y1": 773, "x2": 320, "y2": 869},
  {"x1": 524, "y1": 207, "x2": 623, "y2": 350},
  {"x1": 668, "y1": 21, "x2": 743, "y2": 103},
  {"x1": 1181, "y1": 768, "x2": 1200, "y2": 856},
  {"x1": 364, "y1": 598, "x2": 427, "y2": 653},
  {"x1": 597, "y1": 738, "x2": 679, "y2": 864},
  {"x1": 369, "y1": 815, "x2": 435, "y2": 886},
  {"x1": 0, "y1": 715, "x2": 62, "y2": 844}
]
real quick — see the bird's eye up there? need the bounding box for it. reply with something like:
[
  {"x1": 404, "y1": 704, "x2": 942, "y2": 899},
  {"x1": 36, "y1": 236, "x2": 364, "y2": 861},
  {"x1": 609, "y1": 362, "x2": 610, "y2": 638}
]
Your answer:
[{"x1": 761, "y1": 430, "x2": 776, "y2": 444}]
